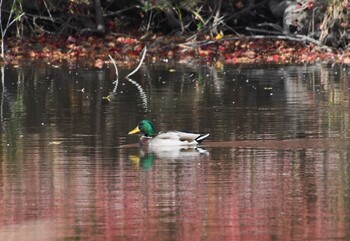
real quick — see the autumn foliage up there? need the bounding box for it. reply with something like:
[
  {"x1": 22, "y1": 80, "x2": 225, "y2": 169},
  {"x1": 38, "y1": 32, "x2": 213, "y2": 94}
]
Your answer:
[
  {"x1": 2, "y1": 0, "x2": 350, "y2": 65},
  {"x1": 3, "y1": 32, "x2": 344, "y2": 67}
]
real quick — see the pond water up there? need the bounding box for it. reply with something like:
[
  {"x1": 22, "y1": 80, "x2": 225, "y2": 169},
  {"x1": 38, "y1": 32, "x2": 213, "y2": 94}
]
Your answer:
[{"x1": 0, "y1": 62, "x2": 350, "y2": 240}]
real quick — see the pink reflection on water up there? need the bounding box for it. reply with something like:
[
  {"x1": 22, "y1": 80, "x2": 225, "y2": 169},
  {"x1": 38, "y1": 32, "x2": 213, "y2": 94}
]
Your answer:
[{"x1": 0, "y1": 139, "x2": 348, "y2": 240}]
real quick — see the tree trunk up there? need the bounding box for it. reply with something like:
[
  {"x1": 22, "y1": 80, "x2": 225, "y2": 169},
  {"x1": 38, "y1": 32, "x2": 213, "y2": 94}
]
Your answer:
[{"x1": 94, "y1": 0, "x2": 105, "y2": 33}]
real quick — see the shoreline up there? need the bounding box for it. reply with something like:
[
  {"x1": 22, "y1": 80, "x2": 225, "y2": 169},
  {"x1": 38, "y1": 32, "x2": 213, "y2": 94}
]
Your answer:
[{"x1": 3, "y1": 33, "x2": 349, "y2": 67}]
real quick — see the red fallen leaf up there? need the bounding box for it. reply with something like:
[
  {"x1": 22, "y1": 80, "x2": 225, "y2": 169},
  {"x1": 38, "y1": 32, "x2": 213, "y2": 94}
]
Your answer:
[
  {"x1": 198, "y1": 49, "x2": 213, "y2": 56},
  {"x1": 341, "y1": 22, "x2": 348, "y2": 28},
  {"x1": 231, "y1": 57, "x2": 238, "y2": 63},
  {"x1": 94, "y1": 59, "x2": 104, "y2": 68},
  {"x1": 69, "y1": 51, "x2": 78, "y2": 57},
  {"x1": 117, "y1": 37, "x2": 137, "y2": 44},
  {"x1": 105, "y1": 34, "x2": 116, "y2": 42},
  {"x1": 167, "y1": 50, "x2": 174, "y2": 58},
  {"x1": 342, "y1": 57, "x2": 350, "y2": 64},
  {"x1": 67, "y1": 35, "x2": 76, "y2": 43},
  {"x1": 240, "y1": 43, "x2": 247, "y2": 48},
  {"x1": 218, "y1": 45, "x2": 225, "y2": 51},
  {"x1": 42, "y1": 46, "x2": 54, "y2": 53},
  {"x1": 307, "y1": 55, "x2": 316, "y2": 62},
  {"x1": 52, "y1": 50, "x2": 63, "y2": 58},
  {"x1": 66, "y1": 44, "x2": 77, "y2": 50},
  {"x1": 134, "y1": 44, "x2": 143, "y2": 52},
  {"x1": 36, "y1": 34, "x2": 47, "y2": 43},
  {"x1": 236, "y1": 56, "x2": 250, "y2": 63},
  {"x1": 306, "y1": 0, "x2": 315, "y2": 9},
  {"x1": 244, "y1": 50, "x2": 255, "y2": 58},
  {"x1": 108, "y1": 47, "x2": 119, "y2": 53},
  {"x1": 273, "y1": 54, "x2": 280, "y2": 62},
  {"x1": 248, "y1": 42, "x2": 258, "y2": 49},
  {"x1": 28, "y1": 50, "x2": 36, "y2": 58},
  {"x1": 11, "y1": 46, "x2": 21, "y2": 54},
  {"x1": 152, "y1": 56, "x2": 158, "y2": 62},
  {"x1": 37, "y1": 52, "x2": 46, "y2": 58},
  {"x1": 107, "y1": 41, "x2": 116, "y2": 48},
  {"x1": 224, "y1": 53, "x2": 232, "y2": 59},
  {"x1": 106, "y1": 20, "x2": 116, "y2": 32},
  {"x1": 78, "y1": 50, "x2": 87, "y2": 57},
  {"x1": 224, "y1": 58, "x2": 234, "y2": 64}
]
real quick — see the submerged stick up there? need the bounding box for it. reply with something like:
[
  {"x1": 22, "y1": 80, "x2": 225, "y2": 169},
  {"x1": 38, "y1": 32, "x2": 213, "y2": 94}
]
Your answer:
[{"x1": 126, "y1": 46, "x2": 147, "y2": 78}]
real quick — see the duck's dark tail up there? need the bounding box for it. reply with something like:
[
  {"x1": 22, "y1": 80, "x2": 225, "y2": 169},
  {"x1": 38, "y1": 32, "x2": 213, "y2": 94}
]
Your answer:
[{"x1": 195, "y1": 133, "x2": 210, "y2": 143}]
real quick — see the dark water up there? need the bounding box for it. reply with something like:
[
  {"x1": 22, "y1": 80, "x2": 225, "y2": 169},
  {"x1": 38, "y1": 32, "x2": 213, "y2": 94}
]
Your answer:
[{"x1": 0, "y1": 62, "x2": 350, "y2": 240}]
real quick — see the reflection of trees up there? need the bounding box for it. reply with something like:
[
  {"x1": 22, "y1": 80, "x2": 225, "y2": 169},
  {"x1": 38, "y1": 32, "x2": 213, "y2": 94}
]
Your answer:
[
  {"x1": 283, "y1": 65, "x2": 350, "y2": 139},
  {"x1": 0, "y1": 65, "x2": 25, "y2": 164},
  {"x1": 1, "y1": 62, "x2": 350, "y2": 149},
  {"x1": 210, "y1": 147, "x2": 350, "y2": 240},
  {"x1": 129, "y1": 64, "x2": 350, "y2": 143},
  {"x1": 202, "y1": 64, "x2": 350, "y2": 141},
  {"x1": 0, "y1": 63, "x2": 350, "y2": 240}
]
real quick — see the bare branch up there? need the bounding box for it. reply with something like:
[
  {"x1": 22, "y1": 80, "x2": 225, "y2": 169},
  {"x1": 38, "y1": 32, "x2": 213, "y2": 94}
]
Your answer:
[
  {"x1": 257, "y1": 23, "x2": 284, "y2": 33},
  {"x1": 0, "y1": 0, "x2": 24, "y2": 61},
  {"x1": 126, "y1": 46, "x2": 147, "y2": 78},
  {"x1": 108, "y1": 54, "x2": 119, "y2": 80},
  {"x1": 246, "y1": 27, "x2": 283, "y2": 36},
  {"x1": 184, "y1": 32, "x2": 332, "y2": 52},
  {"x1": 108, "y1": 55, "x2": 119, "y2": 95}
]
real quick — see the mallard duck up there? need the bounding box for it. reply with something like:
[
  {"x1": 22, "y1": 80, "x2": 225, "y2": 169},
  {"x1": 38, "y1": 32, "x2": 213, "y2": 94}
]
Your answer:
[{"x1": 128, "y1": 119, "x2": 209, "y2": 146}]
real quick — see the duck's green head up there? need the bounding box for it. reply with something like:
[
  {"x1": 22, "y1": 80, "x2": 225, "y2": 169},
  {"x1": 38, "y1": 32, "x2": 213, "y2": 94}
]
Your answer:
[{"x1": 128, "y1": 119, "x2": 155, "y2": 137}]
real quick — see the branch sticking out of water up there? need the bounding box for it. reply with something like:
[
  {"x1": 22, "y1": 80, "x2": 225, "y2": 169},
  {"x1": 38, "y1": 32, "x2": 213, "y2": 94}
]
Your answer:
[
  {"x1": 105, "y1": 48, "x2": 147, "y2": 104},
  {"x1": 108, "y1": 54, "x2": 119, "y2": 83},
  {"x1": 126, "y1": 46, "x2": 147, "y2": 78},
  {"x1": 108, "y1": 54, "x2": 119, "y2": 94}
]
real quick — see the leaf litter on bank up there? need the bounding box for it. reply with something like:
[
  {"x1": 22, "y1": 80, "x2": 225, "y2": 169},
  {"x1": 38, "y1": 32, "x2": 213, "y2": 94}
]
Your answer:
[{"x1": 2, "y1": 32, "x2": 348, "y2": 66}]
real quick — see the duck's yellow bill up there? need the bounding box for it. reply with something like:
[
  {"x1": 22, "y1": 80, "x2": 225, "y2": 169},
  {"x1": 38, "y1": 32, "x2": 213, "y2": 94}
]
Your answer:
[{"x1": 128, "y1": 126, "x2": 140, "y2": 134}]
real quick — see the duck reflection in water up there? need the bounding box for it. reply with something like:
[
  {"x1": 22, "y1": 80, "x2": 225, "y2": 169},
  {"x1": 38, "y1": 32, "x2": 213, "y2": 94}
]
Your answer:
[{"x1": 129, "y1": 145, "x2": 209, "y2": 170}]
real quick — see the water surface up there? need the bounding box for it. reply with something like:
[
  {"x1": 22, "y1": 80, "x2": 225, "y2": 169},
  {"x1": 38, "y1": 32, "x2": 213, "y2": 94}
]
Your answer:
[{"x1": 0, "y1": 62, "x2": 350, "y2": 240}]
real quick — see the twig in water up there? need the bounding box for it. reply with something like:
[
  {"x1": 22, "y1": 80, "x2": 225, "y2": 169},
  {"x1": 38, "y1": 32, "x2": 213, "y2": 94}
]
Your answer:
[
  {"x1": 108, "y1": 54, "x2": 119, "y2": 92},
  {"x1": 102, "y1": 55, "x2": 119, "y2": 101},
  {"x1": 126, "y1": 46, "x2": 147, "y2": 78},
  {"x1": 108, "y1": 54, "x2": 119, "y2": 79}
]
